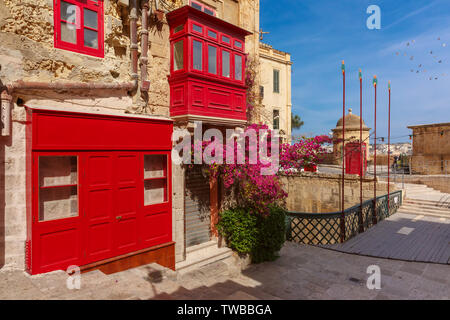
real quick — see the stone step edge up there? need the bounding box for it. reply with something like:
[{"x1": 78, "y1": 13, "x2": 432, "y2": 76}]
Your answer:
[
  {"x1": 185, "y1": 240, "x2": 218, "y2": 254},
  {"x1": 176, "y1": 249, "x2": 233, "y2": 274},
  {"x1": 398, "y1": 206, "x2": 450, "y2": 216},
  {"x1": 402, "y1": 202, "x2": 450, "y2": 212},
  {"x1": 397, "y1": 209, "x2": 450, "y2": 219}
]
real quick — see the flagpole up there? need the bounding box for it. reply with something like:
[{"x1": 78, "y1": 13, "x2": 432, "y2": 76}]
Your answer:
[
  {"x1": 388, "y1": 81, "x2": 391, "y2": 214},
  {"x1": 373, "y1": 75, "x2": 377, "y2": 225},
  {"x1": 341, "y1": 60, "x2": 346, "y2": 243},
  {"x1": 359, "y1": 69, "x2": 364, "y2": 233}
]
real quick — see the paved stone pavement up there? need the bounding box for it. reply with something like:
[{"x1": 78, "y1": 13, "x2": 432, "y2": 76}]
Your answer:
[{"x1": 1, "y1": 242, "x2": 449, "y2": 300}]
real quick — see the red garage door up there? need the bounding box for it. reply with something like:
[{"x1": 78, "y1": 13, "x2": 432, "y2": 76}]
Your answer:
[{"x1": 26, "y1": 109, "x2": 173, "y2": 275}]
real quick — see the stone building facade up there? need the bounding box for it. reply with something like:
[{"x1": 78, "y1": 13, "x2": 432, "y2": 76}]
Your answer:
[
  {"x1": 258, "y1": 42, "x2": 292, "y2": 142},
  {"x1": 0, "y1": 0, "x2": 260, "y2": 274},
  {"x1": 408, "y1": 122, "x2": 450, "y2": 175}
]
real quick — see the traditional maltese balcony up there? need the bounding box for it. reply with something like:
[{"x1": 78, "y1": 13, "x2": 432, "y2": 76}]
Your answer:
[{"x1": 166, "y1": 5, "x2": 251, "y2": 126}]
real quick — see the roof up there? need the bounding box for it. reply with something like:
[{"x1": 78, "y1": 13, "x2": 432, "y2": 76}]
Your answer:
[
  {"x1": 166, "y1": 5, "x2": 252, "y2": 37},
  {"x1": 333, "y1": 108, "x2": 370, "y2": 131},
  {"x1": 407, "y1": 122, "x2": 450, "y2": 129}
]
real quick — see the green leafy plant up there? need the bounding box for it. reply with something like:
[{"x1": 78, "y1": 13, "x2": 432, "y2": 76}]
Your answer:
[{"x1": 217, "y1": 205, "x2": 286, "y2": 263}]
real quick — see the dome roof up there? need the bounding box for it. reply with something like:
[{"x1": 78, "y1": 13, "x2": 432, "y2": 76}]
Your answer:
[{"x1": 334, "y1": 108, "x2": 369, "y2": 130}]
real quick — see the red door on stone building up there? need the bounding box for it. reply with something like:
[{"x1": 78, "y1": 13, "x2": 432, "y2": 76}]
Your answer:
[
  {"x1": 27, "y1": 108, "x2": 174, "y2": 275},
  {"x1": 345, "y1": 142, "x2": 367, "y2": 176}
]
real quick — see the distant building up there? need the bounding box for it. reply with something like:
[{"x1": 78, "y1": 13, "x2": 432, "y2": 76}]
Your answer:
[
  {"x1": 331, "y1": 108, "x2": 370, "y2": 167},
  {"x1": 408, "y1": 122, "x2": 450, "y2": 174},
  {"x1": 258, "y1": 42, "x2": 292, "y2": 142}
]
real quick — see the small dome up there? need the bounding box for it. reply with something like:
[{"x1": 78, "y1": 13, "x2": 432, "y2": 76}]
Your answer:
[{"x1": 335, "y1": 108, "x2": 369, "y2": 130}]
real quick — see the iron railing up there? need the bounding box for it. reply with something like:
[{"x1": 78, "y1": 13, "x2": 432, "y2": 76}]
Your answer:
[{"x1": 285, "y1": 190, "x2": 402, "y2": 245}]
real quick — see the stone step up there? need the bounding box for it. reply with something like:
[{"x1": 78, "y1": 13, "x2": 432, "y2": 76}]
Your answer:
[
  {"x1": 402, "y1": 201, "x2": 450, "y2": 212},
  {"x1": 176, "y1": 241, "x2": 233, "y2": 275},
  {"x1": 399, "y1": 204, "x2": 450, "y2": 216},
  {"x1": 397, "y1": 209, "x2": 450, "y2": 219},
  {"x1": 404, "y1": 198, "x2": 450, "y2": 207}
]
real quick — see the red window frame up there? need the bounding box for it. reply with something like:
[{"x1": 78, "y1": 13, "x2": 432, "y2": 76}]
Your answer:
[
  {"x1": 191, "y1": 22, "x2": 203, "y2": 35},
  {"x1": 54, "y1": 0, "x2": 104, "y2": 58},
  {"x1": 171, "y1": 38, "x2": 186, "y2": 74},
  {"x1": 190, "y1": 0, "x2": 216, "y2": 16},
  {"x1": 191, "y1": 38, "x2": 205, "y2": 73},
  {"x1": 207, "y1": 43, "x2": 219, "y2": 75},
  {"x1": 233, "y1": 53, "x2": 244, "y2": 81},
  {"x1": 220, "y1": 48, "x2": 232, "y2": 80},
  {"x1": 234, "y1": 40, "x2": 243, "y2": 51},
  {"x1": 221, "y1": 34, "x2": 231, "y2": 46}
]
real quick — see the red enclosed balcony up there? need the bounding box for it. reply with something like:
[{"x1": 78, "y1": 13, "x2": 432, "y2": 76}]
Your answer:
[{"x1": 166, "y1": 5, "x2": 251, "y2": 125}]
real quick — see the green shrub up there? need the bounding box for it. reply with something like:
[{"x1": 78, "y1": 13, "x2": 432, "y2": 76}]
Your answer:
[{"x1": 217, "y1": 205, "x2": 286, "y2": 263}]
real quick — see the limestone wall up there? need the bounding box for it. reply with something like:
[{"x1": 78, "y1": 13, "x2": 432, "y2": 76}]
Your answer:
[
  {"x1": 409, "y1": 123, "x2": 450, "y2": 175},
  {"x1": 281, "y1": 172, "x2": 398, "y2": 213}
]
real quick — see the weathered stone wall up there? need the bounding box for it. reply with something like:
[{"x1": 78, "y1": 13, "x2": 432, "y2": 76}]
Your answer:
[
  {"x1": 0, "y1": 107, "x2": 27, "y2": 269},
  {"x1": 281, "y1": 172, "x2": 398, "y2": 213},
  {"x1": 385, "y1": 175, "x2": 450, "y2": 194},
  {"x1": 409, "y1": 123, "x2": 450, "y2": 175}
]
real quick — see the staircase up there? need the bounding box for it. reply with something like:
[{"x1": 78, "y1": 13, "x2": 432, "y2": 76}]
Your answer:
[{"x1": 396, "y1": 183, "x2": 450, "y2": 218}]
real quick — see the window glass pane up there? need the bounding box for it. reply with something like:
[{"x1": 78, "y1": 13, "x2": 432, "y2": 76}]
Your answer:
[
  {"x1": 191, "y1": 2, "x2": 202, "y2": 10},
  {"x1": 273, "y1": 69, "x2": 280, "y2": 93},
  {"x1": 173, "y1": 40, "x2": 184, "y2": 71},
  {"x1": 39, "y1": 156, "x2": 77, "y2": 187},
  {"x1": 144, "y1": 155, "x2": 166, "y2": 179},
  {"x1": 222, "y1": 35, "x2": 230, "y2": 44},
  {"x1": 61, "y1": 1, "x2": 78, "y2": 21},
  {"x1": 208, "y1": 30, "x2": 217, "y2": 39},
  {"x1": 235, "y1": 41, "x2": 242, "y2": 48},
  {"x1": 144, "y1": 180, "x2": 166, "y2": 205},
  {"x1": 204, "y1": 7, "x2": 214, "y2": 16},
  {"x1": 193, "y1": 40, "x2": 202, "y2": 71},
  {"x1": 39, "y1": 156, "x2": 78, "y2": 222},
  {"x1": 193, "y1": 24, "x2": 202, "y2": 33},
  {"x1": 84, "y1": 8, "x2": 98, "y2": 29},
  {"x1": 273, "y1": 110, "x2": 280, "y2": 130},
  {"x1": 208, "y1": 45, "x2": 217, "y2": 74},
  {"x1": 84, "y1": 28, "x2": 98, "y2": 48},
  {"x1": 174, "y1": 24, "x2": 184, "y2": 33},
  {"x1": 39, "y1": 186, "x2": 78, "y2": 221},
  {"x1": 222, "y1": 51, "x2": 230, "y2": 77},
  {"x1": 61, "y1": 21, "x2": 77, "y2": 44},
  {"x1": 235, "y1": 55, "x2": 242, "y2": 80}
]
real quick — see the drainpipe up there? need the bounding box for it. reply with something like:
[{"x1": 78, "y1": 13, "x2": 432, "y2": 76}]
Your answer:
[
  {"x1": 6, "y1": 81, "x2": 136, "y2": 92},
  {"x1": 0, "y1": 91, "x2": 12, "y2": 136},
  {"x1": 130, "y1": 0, "x2": 139, "y2": 88},
  {"x1": 140, "y1": 0, "x2": 150, "y2": 92}
]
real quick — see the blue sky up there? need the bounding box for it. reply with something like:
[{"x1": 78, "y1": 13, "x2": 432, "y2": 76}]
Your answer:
[{"x1": 260, "y1": 0, "x2": 450, "y2": 142}]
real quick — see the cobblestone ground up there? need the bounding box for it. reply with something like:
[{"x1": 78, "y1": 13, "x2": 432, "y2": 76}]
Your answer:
[{"x1": 1, "y1": 243, "x2": 449, "y2": 300}]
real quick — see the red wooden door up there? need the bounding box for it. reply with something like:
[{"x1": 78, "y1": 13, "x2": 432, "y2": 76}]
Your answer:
[
  {"x1": 113, "y1": 153, "x2": 141, "y2": 256},
  {"x1": 84, "y1": 152, "x2": 141, "y2": 262},
  {"x1": 31, "y1": 150, "x2": 172, "y2": 274},
  {"x1": 83, "y1": 153, "x2": 115, "y2": 263}
]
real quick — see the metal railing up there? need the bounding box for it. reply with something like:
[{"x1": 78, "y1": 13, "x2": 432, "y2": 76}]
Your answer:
[{"x1": 285, "y1": 190, "x2": 403, "y2": 245}]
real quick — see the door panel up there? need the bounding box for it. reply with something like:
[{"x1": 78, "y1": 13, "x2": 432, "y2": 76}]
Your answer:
[
  {"x1": 84, "y1": 153, "x2": 115, "y2": 263},
  {"x1": 114, "y1": 154, "x2": 140, "y2": 255}
]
